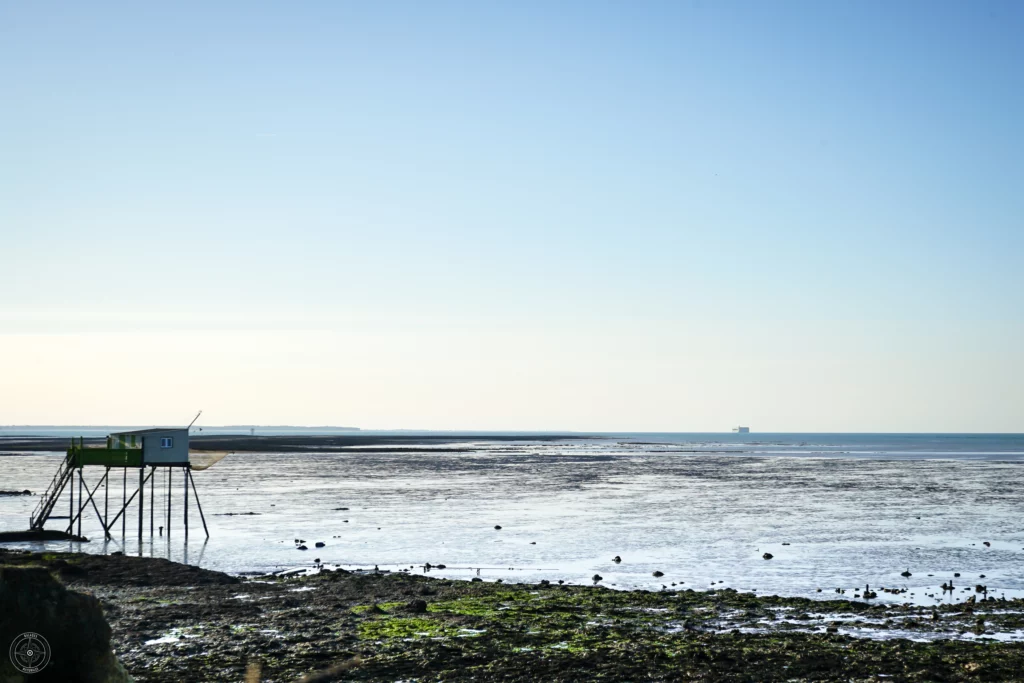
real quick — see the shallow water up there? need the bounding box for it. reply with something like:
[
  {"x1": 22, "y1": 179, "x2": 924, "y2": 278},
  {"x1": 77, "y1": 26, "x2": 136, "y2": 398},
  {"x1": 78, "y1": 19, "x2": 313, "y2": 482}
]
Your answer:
[{"x1": 2, "y1": 434, "x2": 1024, "y2": 609}]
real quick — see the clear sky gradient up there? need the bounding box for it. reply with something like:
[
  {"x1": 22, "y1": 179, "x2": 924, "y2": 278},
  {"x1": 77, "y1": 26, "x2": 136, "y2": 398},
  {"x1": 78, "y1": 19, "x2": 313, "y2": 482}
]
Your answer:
[{"x1": 2, "y1": 1, "x2": 1022, "y2": 431}]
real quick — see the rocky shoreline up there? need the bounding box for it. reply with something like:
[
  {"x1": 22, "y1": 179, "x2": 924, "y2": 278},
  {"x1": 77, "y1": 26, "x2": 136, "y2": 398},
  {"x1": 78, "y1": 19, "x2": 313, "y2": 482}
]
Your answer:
[
  {"x1": 2, "y1": 549, "x2": 1024, "y2": 681},
  {"x1": 2, "y1": 552, "x2": 1024, "y2": 679}
]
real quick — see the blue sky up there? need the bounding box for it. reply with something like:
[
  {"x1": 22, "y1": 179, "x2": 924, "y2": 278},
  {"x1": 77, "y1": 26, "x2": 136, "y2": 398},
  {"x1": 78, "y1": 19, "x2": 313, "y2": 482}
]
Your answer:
[{"x1": 1, "y1": 1, "x2": 1022, "y2": 430}]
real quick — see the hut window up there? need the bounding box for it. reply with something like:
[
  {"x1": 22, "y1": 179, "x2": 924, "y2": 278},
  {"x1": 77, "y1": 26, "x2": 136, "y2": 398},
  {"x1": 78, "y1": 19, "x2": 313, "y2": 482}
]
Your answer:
[{"x1": 160, "y1": 437, "x2": 174, "y2": 449}]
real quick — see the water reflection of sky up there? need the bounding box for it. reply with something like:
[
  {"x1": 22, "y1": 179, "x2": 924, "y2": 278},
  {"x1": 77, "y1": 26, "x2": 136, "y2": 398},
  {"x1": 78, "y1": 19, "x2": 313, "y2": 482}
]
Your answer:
[{"x1": 2, "y1": 435, "x2": 1024, "y2": 609}]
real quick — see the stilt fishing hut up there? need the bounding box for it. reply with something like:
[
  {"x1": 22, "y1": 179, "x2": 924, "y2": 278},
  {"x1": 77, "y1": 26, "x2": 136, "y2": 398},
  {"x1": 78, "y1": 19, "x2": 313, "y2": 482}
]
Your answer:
[{"x1": 29, "y1": 427, "x2": 222, "y2": 541}]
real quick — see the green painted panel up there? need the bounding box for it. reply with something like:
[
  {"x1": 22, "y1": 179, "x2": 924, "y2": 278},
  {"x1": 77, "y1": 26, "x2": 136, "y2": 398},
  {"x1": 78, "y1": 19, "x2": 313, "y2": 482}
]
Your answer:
[{"x1": 69, "y1": 448, "x2": 143, "y2": 468}]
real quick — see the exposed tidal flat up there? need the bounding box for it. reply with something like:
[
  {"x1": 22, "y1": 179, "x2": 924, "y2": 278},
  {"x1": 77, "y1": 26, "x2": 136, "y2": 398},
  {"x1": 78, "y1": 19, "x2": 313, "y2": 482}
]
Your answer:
[{"x1": 2, "y1": 433, "x2": 1024, "y2": 680}]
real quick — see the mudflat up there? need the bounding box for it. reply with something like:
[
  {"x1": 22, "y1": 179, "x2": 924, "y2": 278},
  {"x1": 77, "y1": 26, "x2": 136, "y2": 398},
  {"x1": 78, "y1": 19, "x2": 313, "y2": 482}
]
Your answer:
[
  {"x1": 1, "y1": 549, "x2": 1022, "y2": 682},
  {"x1": 0, "y1": 433, "x2": 581, "y2": 454}
]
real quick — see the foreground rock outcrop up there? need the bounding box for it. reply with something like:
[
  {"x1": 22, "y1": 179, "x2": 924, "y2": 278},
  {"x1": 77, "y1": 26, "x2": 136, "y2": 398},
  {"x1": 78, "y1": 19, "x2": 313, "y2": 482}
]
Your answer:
[{"x1": 0, "y1": 566, "x2": 132, "y2": 683}]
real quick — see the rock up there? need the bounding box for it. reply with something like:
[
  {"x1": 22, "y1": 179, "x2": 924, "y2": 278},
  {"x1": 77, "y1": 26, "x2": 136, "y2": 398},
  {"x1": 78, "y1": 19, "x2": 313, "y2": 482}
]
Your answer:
[
  {"x1": 653, "y1": 571, "x2": 664, "y2": 578},
  {"x1": 0, "y1": 566, "x2": 132, "y2": 682},
  {"x1": 612, "y1": 556, "x2": 622, "y2": 563},
  {"x1": 405, "y1": 599, "x2": 428, "y2": 614},
  {"x1": 539, "y1": 579, "x2": 550, "y2": 587},
  {"x1": 592, "y1": 574, "x2": 603, "y2": 582},
  {"x1": 980, "y1": 574, "x2": 986, "y2": 578},
  {"x1": 901, "y1": 569, "x2": 912, "y2": 577},
  {"x1": 494, "y1": 525, "x2": 502, "y2": 530},
  {"x1": 0, "y1": 490, "x2": 32, "y2": 496},
  {"x1": 826, "y1": 625, "x2": 839, "y2": 634},
  {"x1": 471, "y1": 577, "x2": 482, "y2": 582},
  {"x1": 530, "y1": 542, "x2": 536, "y2": 544},
  {"x1": 435, "y1": 564, "x2": 446, "y2": 569},
  {"x1": 983, "y1": 541, "x2": 991, "y2": 547},
  {"x1": 762, "y1": 553, "x2": 773, "y2": 560},
  {"x1": 315, "y1": 542, "x2": 325, "y2": 548},
  {"x1": 954, "y1": 572, "x2": 961, "y2": 577},
  {"x1": 297, "y1": 545, "x2": 308, "y2": 551}
]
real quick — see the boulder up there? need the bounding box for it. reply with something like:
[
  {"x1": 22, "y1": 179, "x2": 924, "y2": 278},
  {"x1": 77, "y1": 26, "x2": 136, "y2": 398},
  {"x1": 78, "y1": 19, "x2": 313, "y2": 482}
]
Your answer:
[{"x1": 0, "y1": 566, "x2": 132, "y2": 682}]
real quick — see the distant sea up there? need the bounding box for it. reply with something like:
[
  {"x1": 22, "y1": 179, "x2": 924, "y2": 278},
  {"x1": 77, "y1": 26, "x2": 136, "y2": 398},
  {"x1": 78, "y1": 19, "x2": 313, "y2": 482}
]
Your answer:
[{"x1": 2, "y1": 431, "x2": 1023, "y2": 608}]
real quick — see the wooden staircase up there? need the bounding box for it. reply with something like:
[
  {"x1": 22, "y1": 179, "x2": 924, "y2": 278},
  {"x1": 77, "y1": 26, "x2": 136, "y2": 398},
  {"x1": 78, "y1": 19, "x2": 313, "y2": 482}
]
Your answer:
[{"x1": 29, "y1": 452, "x2": 74, "y2": 530}]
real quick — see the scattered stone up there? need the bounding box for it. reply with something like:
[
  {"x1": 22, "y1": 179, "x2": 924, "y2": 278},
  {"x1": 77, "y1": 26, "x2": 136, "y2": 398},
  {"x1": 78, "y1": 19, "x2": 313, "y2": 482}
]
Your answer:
[
  {"x1": 762, "y1": 553, "x2": 773, "y2": 560},
  {"x1": 901, "y1": 569, "x2": 912, "y2": 577},
  {"x1": 297, "y1": 545, "x2": 308, "y2": 551},
  {"x1": 471, "y1": 578, "x2": 482, "y2": 582},
  {"x1": 653, "y1": 571, "x2": 664, "y2": 577},
  {"x1": 612, "y1": 556, "x2": 622, "y2": 563},
  {"x1": 494, "y1": 525, "x2": 502, "y2": 530},
  {"x1": 315, "y1": 542, "x2": 325, "y2": 548},
  {"x1": 405, "y1": 599, "x2": 428, "y2": 614},
  {"x1": 593, "y1": 574, "x2": 603, "y2": 582}
]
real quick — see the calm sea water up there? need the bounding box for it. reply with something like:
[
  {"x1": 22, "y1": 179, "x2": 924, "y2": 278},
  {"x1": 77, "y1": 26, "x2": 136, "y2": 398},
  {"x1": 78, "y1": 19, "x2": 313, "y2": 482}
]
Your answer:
[{"x1": 2, "y1": 433, "x2": 1023, "y2": 607}]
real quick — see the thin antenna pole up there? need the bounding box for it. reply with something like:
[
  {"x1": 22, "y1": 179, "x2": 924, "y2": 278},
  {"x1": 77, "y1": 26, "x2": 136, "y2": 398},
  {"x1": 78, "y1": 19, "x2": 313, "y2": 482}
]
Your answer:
[{"x1": 187, "y1": 410, "x2": 203, "y2": 430}]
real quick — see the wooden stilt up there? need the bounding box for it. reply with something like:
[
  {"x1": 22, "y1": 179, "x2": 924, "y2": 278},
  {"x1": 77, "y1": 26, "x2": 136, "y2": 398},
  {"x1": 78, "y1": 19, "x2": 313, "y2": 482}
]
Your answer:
[
  {"x1": 138, "y1": 468, "x2": 144, "y2": 541},
  {"x1": 77, "y1": 468, "x2": 83, "y2": 537},
  {"x1": 121, "y1": 467, "x2": 126, "y2": 536},
  {"x1": 104, "y1": 466, "x2": 109, "y2": 536},
  {"x1": 68, "y1": 465, "x2": 74, "y2": 534},
  {"x1": 187, "y1": 468, "x2": 209, "y2": 539},
  {"x1": 102, "y1": 468, "x2": 154, "y2": 535},
  {"x1": 67, "y1": 470, "x2": 111, "y2": 539},
  {"x1": 183, "y1": 466, "x2": 189, "y2": 538},
  {"x1": 150, "y1": 466, "x2": 155, "y2": 535},
  {"x1": 167, "y1": 467, "x2": 172, "y2": 539}
]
